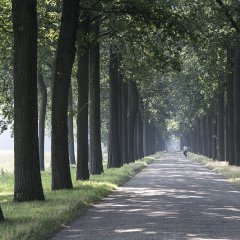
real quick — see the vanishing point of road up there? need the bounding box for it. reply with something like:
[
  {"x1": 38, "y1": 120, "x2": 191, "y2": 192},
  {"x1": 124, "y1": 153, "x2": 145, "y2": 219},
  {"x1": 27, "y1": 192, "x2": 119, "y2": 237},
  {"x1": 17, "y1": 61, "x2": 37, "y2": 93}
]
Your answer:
[{"x1": 52, "y1": 152, "x2": 240, "y2": 240}]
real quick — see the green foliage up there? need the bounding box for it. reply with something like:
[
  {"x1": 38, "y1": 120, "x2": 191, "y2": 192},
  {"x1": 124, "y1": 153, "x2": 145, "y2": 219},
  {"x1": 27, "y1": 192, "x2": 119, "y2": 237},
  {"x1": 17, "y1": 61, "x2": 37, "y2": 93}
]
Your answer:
[{"x1": 0, "y1": 0, "x2": 13, "y2": 132}]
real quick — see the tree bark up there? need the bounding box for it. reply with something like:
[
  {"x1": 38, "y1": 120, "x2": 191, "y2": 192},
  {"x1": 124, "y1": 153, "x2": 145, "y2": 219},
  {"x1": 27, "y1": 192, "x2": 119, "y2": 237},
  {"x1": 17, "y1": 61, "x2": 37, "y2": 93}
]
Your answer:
[
  {"x1": 76, "y1": 12, "x2": 90, "y2": 180},
  {"x1": 207, "y1": 115, "x2": 213, "y2": 159},
  {"x1": 143, "y1": 118, "x2": 150, "y2": 156},
  {"x1": 127, "y1": 80, "x2": 138, "y2": 162},
  {"x1": 200, "y1": 117, "x2": 207, "y2": 156},
  {"x1": 51, "y1": 0, "x2": 80, "y2": 190},
  {"x1": 136, "y1": 107, "x2": 144, "y2": 159},
  {"x1": 233, "y1": 48, "x2": 240, "y2": 166},
  {"x1": 134, "y1": 116, "x2": 138, "y2": 160},
  {"x1": 118, "y1": 68, "x2": 123, "y2": 165},
  {"x1": 217, "y1": 89, "x2": 225, "y2": 161},
  {"x1": 121, "y1": 81, "x2": 128, "y2": 164},
  {"x1": 12, "y1": 0, "x2": 44, "y2": 201},
  {"x1": 197, "y1": 120, "x2": 202, "y2": 155},
  {"x1": 193, "y1": 129, "x2": 197, "y2": 154},
  {"x1": 151, "y1": 123, "x2": 157, "y2": 154},
  {"x1": 68, "y1": 84, "x2": 76, "y2": 165},
  {"x1": 224, "y1": 91, "x2": 229, "y2": 162},
  {"x1": 212, "y1": 113, "x2": 218, "y2": 160},
  {"x1": 194, "y1": 126, "x2": 199, "y2": 154},
  {"x1": 190, "y1": 131, "x2": 194, "y2": 153},
  {"x1": 227, "y1": 49, "x2": 235, "y2": 165},
  {"x1": 89, "y1": 19, "x2": 103, "y2": 174},
  {"x1": 108, "y1": 47, "x2": 121, "y2": 168},
  {"x1": 158, "y1": 130, "x2": 164, "y2": 152},
  {"x1": 38, "y1": 67, "x2": 47, "y2": 171},
  {"x1": 204, "y1": 117, "x2": 210, "y2": 157},
  {"x1": 0, "y1": 206, "x2": 4, "y2": 222},
  {"x1": 148, "y1": 121, "x2": 153, "y2": 154},
  {"x1": 180, "y1": 135, "x2": 184, "y2": 151}
]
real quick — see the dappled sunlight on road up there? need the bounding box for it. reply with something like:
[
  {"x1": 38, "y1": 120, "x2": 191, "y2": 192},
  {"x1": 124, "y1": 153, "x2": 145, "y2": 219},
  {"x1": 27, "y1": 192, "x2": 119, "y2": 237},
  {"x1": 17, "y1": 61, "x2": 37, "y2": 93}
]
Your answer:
[
  {"x1": 186, "y1": 233, "x2": 230, "y2": 240},
  {"x1": 52, "y1": 152, "x2": 240, "y2": 240}
]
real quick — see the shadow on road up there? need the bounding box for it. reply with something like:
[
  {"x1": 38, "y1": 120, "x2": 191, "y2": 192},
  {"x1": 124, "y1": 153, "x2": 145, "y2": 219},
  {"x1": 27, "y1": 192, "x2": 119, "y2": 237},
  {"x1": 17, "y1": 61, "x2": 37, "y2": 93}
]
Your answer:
[{"x1": 52, "y1": 153, "x2": 240, "y2": 240}]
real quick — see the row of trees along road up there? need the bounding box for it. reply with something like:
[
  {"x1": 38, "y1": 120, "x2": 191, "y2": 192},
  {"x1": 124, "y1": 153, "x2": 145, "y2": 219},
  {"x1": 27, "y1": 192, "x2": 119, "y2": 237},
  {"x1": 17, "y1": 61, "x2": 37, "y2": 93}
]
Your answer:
[
  {"x1": 178, "y1": 1, "x2": 240, "y2": 167},
  {"x1": 0, "y1": 0, "x2": 239, "y2": 221}
]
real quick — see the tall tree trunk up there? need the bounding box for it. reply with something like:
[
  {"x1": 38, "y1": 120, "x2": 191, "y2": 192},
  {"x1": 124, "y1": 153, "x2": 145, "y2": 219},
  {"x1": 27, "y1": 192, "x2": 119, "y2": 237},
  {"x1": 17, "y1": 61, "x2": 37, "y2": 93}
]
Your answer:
[
  {"x1": 204, "y1": 117, "x2": 210, "y2": 157},
  {"x1": 152, "y1": 123, "x2": 157, "y2": 154},
  {"x1": 127, "y1": 80, "x2": 138, "y2": 162},
  {"x1": 118, "y1": 68, "x2": 123, "y2": 165},
  {"x1": 76, "y1": 12, "x2": 90, "y2": 180},
  {"x1": 233, "y1": 48, "x2": 240, "y2": 166},
  {"x1": 197, "y1": 120, "x2": 202, "y2": 155},
  {"x1": 158, "y1": 131, "x2": 164, "y2": 152},
  {"x1": 68, "y1": 84, "x2": 76, "y2": 165},
  {"x1": 194, "y1": 129, "x2": 198, "y2": 153},
  {"x1": 0, "y1": 206, "x2": 3, "y2": 222},
  {"x1": 51, "y1": 0, "x2": 80, "y2": 190},
  {"x1": 227, "y1": 49, "x2": 235, "y2": 165},
  {"x1": 143, "y1": 118, "x2": 148, "y2": 156},
  {"x1": 121, "y1": 81, "x2": 128, "y2": 164},
  {"x1": 108, "y1": 48, "x2": 121, "y2": 168},
  {"x1": 224, "y1": 91, "x2": 229, "y2": 162},
  {"x1": 12, "y1": 0, "x2": 44, "y2": 201},
  {"x1": 212, "y1": 113, "x2": 218, "y2": 160},
  {"x1": 147, "y1": 121, "x2": 152, "y2": 154},
  {"x1": 134, "y1": 118, "x2": 138, "y2": 160},
  {"x1": 137, "y1": 108, "x2": 144, "y2": 159},
  {"x1": 180, "y1": 135, "x2": 184, "y2": 151},
  {"x1": 207, "y1": 115, "x2": 213, "y2": 159},
  {"x1": 89, "y1": 19, "x2": 103, "y2": 174},
  {"x1": 193, "y1": 129, "x2": 197, "y2": 154},
  {"x1": 190, "y1": 131, "x2": 194, "y2": 153},
  {"x1": 200, "y1": 117, "x2": 207, "y2": 156},
  {"x1": 38, "y1": 67, "x2": 47, "y2": 171},
  {"x1": 217, "y1": 89, "x2": 225, "y2": 161}
]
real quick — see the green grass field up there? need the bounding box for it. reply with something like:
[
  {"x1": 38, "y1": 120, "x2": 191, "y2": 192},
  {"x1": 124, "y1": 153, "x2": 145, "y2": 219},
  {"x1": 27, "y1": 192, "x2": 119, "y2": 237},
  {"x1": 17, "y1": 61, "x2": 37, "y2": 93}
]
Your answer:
[
  {"x1": 0, "y1": 150, "x2": 52, "y2": 172},
  {"x1": 0, "y1": 154, "x2": 159, "y2": 240}
]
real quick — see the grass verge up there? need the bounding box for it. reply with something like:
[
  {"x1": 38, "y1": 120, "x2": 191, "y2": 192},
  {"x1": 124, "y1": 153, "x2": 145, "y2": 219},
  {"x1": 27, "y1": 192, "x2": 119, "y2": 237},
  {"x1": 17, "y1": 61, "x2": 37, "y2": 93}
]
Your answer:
[
  {"x1": 0, "y1": 154, "x2": 159, "y2": 240},
  {"x1": 190, "y1": 153, "x2": 240, "y2": 185}
]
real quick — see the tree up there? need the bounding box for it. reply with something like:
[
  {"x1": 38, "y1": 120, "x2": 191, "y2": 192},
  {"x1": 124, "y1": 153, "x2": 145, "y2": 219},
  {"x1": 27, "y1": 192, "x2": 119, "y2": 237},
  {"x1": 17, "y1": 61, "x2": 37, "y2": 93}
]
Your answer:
[
  {"x1": 136, "y1": 104, "x2": 144, "y2": 159},
  {"x1": 12, "y1": 0, "x2": 44, "y2": 201},
  {"x1": 121, "y1": 80, "x2": 128, "y2": 163},
  {"x1": 36, "y1": 1, "x2": 61, "y2": 171},
  {"x1": 233, "y1": 48, "x2": 240, "y2": 166},
  {"x1": 227, "y1": 48, "x2": 235, "y2": 165},
  {"x1": 89, "y1": 18, "x2": 104, "y2": 174},
  {"x1": 0, "y1": 206, "x2": 4, "y2": 222},
  {"x1": 212, "y1": 113, "x2": 218, "y2": 160},
  {"x1": 108, "y1": 47, "x2": 121, "y2": 168},
  {"x1": 206, "y1": 115, "x2": 213, "y2": 158},
  {"x1": 51, "y1": 0, "x2": 80, "y2": 190},
  {"x1": 76, "y1": 10, "x2": 90, "y2": 180},
  {"x1": 200, "y1": 117, "x2": 207, "y2": 156},
  {"x1": 38, "y1": 66, "x2": 47, "y2": 171},
  {"x1": 68, "y1": 84, "x2": 76, "y2": 165},
  {"x1": 217, "y1": 89, "x2": 225, "y2": 161},
  {"x1": 127, "y1": 80, "x2": 138, "y2": 162}
]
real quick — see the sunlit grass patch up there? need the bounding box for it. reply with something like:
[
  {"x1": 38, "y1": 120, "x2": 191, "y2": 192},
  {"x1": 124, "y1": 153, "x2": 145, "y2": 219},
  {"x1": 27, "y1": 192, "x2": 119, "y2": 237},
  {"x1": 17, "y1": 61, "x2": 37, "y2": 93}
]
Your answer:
[
  {"x1": 190, "y1": 153, "x2": 240, "y2": 185},
  {"x1": 0, "y1": 153, "x2": 160, "y2": 240}
]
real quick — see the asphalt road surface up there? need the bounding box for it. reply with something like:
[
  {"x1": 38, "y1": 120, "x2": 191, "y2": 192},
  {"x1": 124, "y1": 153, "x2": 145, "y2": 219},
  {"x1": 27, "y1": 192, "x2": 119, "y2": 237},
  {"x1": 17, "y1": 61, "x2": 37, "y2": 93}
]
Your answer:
[{"x1": 51, "y1": 152, "x2": 240, "y2": 240}]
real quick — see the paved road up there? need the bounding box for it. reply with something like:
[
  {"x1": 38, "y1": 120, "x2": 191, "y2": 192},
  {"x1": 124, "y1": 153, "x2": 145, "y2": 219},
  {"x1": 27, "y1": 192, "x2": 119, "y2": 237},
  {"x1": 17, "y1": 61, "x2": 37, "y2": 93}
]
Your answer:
[{"x1": 51, "y1": 153, "x2": 240, "y2": 240}]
